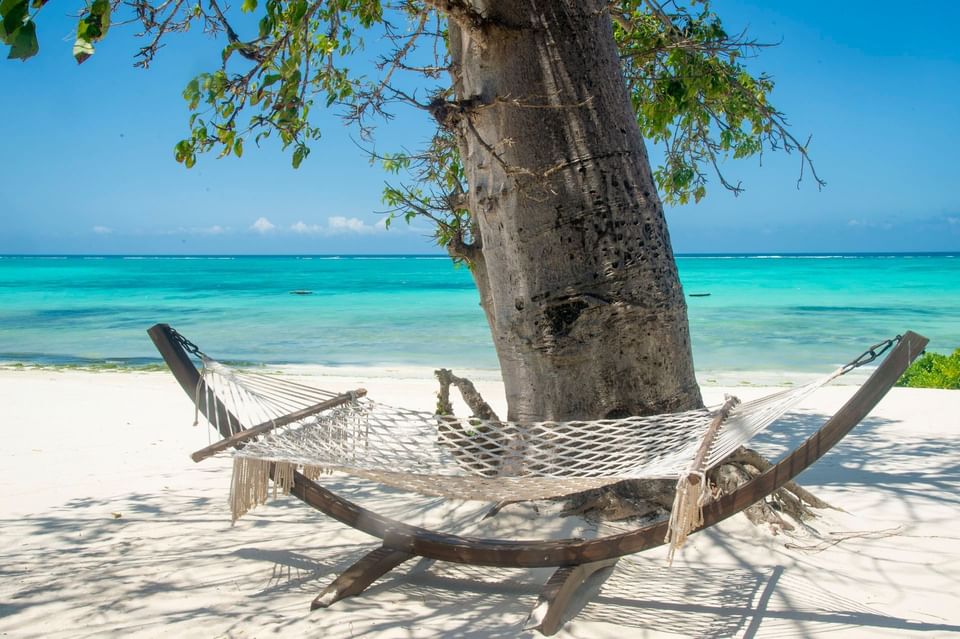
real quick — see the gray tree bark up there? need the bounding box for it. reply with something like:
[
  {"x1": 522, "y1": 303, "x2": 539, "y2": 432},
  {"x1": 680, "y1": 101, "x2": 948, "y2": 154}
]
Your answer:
[{"x1": 444, "y1": 0, "x2": 703, "y2": 421}]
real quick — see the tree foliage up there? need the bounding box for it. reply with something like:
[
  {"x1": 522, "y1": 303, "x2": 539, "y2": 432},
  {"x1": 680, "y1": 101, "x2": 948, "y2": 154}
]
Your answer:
[
  {"x1": 2, "y1": 0, "x2": 823, "y2": 247},
  {"x1": 897, "y1": 348, "x2": 960, "y2": 390}
]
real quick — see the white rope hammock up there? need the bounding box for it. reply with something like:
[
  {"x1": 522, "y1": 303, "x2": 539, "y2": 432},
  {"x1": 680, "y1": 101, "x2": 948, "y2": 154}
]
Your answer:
[{"x1": 192, "y1": 358, "x2": 843, "y2": 517}]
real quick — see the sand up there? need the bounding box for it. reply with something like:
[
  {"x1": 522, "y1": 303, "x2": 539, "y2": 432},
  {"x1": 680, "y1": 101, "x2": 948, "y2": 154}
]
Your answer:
[{"x1": 1, "y1": 367, "x2": 958, "y2": 638}]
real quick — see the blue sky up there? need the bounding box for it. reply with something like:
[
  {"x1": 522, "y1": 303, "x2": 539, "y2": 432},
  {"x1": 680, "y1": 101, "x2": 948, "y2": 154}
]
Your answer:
[{"x1": 1, "y1": 1, "x2": 958, "y2": 254}]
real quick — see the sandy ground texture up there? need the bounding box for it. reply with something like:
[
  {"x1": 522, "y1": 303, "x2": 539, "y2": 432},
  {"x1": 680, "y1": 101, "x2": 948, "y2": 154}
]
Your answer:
[{"x1": 1, "y1": 368, "x2": 958, "y2": 638}]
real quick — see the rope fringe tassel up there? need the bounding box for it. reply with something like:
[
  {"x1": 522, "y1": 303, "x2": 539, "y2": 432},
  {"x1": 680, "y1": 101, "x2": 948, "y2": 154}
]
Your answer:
[
  {"x1": 228, "y1": 459, "x2": 337, "y2": 521},
  {"x1": 229, "y1": 458, "x2": 299, "y2": 522},
  {"x1": 664, "y1": 472, "x2": 708, "y2": 565}
]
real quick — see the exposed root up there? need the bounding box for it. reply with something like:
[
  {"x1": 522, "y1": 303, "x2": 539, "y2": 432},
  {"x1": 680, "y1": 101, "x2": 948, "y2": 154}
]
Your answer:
[
  {"x1": 435, "y1": 368, "x2": 500, "y2": 420},
  {"x1": 706, "y1": 445, "x2": 838, "y2": 533},
  {"x1": 723, "y1": 446, "x2": 839, "y2": 511},
  {"x1": 712, "y1": 461, "x2": 793, "y2": 532},
  {"x1": 436, "y1": 368, "x2": 508, "y2": 515},
  {"x1": 560, "y1": 479, "x2": 675, "y2": 522},
  {"x1": 784, "y1": 526, "x2": 904, "y2": 553},
  {"x1": 567, "y1": 446, "x2": 837, "y2": 535}
]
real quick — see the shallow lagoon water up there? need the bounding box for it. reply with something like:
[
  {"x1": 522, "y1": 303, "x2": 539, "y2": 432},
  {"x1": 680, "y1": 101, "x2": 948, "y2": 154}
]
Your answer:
[{"x1": 0, "y1": 254, "x2": 956, "y2": 377}]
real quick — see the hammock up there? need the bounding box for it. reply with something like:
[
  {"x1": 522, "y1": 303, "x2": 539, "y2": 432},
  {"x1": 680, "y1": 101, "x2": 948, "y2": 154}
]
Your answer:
[
  {"x1": 176, "y1": 329, "x2": 897, "y2": 555},
  {"x1": 199, "y1": 359, "x2": 836, "y2": 504},
  {"x1": 149, "y1": 324, "x2": 925, "y2": 635}
]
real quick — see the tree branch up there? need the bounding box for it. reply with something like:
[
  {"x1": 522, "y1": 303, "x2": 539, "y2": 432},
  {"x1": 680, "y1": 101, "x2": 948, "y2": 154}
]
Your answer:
[{"x1": 421, "y1": 0, "x2": 490, "y2": 30}]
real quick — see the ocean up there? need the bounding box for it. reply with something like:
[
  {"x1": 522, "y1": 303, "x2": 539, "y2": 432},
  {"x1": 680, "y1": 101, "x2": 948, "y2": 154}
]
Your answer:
[{"x1": 0, "y1": 254, "x2": 957, "y2": 379}]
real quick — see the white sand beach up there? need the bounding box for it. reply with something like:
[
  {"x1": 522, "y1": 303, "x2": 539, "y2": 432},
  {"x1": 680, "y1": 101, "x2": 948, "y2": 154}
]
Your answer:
[{"x1": 1, "y1": 368, "x2": 958, "y2": 638}]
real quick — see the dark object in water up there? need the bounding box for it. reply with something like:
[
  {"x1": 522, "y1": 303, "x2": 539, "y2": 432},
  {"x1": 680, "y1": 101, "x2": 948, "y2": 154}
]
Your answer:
[
  {"x1": 689, "y1": 293, "x2": 711, "y2": 297},
  {"x1": 290, "y1": 290, "x2": 314, "y2": 295}
]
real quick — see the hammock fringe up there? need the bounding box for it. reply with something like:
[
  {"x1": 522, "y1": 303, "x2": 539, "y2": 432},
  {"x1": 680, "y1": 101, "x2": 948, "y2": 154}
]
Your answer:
[
  {"x1": 229, "y1": 459, "x2": 335, "y2": 521},
  {"x1": 664, "y1": 472, "x2": 708, "y2": 564},
  {"x1": 229, "y1": 458, "x2": 292, "y2": 522}
]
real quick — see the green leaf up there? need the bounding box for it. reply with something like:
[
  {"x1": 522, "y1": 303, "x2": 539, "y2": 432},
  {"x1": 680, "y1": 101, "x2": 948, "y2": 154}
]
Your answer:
[
  {"x1": 0, "y1": 0, "x2": 23, "y2": 17},
  {"x1": 2, "y1": 0, "x2": 28, "y2": 41},
  {"x1": 74, "y1": 0, "x2": 110, "y2": 59},
  {"x1": 233, "y1": 138, "x2": 243, "y2": 158},
  {"x1": 291, "y1": 145, "x2": 308, "y2": 168},
  {"x1": 8, "y1": 20, "x2": 37, "y2": 60},
  {"x1": 290, "y1": 0, "x2": 307, "y2": 23},
  {"x1": 258, "y1": 15, "x2": 273, "y2": 38},
  {"x1": 182, "y1": 77, "x2": 201, "y2": 109},
  {"x1": 241, "y1": 0, "x2": 256, "y2": 12},
  {"x1": 90, "y1": 0, "x2": 110, "y2": 37}
]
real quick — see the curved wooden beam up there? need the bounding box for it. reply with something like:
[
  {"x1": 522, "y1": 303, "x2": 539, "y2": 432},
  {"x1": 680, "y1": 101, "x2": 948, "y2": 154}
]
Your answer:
[
  {"x1": 311, "y1": 546, "x2": 415, "y2": 609},
  {"x1": 149, "y1": 324, "x2": 927, "y2": 569},
  {"x1": 525, "y1": 559, "x2": 618, "y2": 635}
]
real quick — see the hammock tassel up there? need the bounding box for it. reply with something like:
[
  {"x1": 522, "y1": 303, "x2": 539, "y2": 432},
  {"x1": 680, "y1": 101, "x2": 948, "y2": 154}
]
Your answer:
[
  {"x1": 302, "y1": 465, "x2": 326, "y2": 481},
  {"x1": 664, "y1": 394, "x2": 740, "y2": 565},
  {"x1": 665, "y1": 471, "x2": 708, "y2": 565},
  {"x1": 229, "y1": 457, "x2": 298, "y2": 522}
]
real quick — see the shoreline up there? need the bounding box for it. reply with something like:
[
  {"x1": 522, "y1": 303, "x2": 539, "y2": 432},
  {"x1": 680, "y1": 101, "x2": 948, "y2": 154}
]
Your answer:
[{"x1": 0, "y1": 361, "x2": 875, "y2": 388}]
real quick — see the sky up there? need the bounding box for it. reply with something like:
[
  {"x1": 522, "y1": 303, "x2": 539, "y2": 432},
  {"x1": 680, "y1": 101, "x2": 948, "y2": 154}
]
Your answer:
[{"x1": 1, "y1": 1, "x2": 958, "y2": 255}]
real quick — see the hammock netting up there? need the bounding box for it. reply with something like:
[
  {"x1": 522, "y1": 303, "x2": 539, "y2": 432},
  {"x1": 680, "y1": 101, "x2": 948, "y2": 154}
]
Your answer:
[{"x1": 192, "y1": 358, "x2": 843, "y2": 516}]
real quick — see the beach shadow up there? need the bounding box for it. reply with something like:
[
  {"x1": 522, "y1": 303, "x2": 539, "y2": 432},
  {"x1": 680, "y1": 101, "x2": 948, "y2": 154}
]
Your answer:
[
  {"x1": 3, "y1": 482, "x2": 958, "y2": 638},
  {"x1": 578, "y1": 558, "x2": 960, "y2": 638},
  {"x1": 750, "y1": 411, "x2": 960, "y2": 506},
  {"x1": 3, "y1": 402, "x2": 959, "y2": 637}
]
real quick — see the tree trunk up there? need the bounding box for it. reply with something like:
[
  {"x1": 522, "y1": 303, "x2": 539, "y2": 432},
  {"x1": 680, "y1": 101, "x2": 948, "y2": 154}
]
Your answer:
[{"x1": 446, "y1": 1, "x2": 702, "y2": 421}]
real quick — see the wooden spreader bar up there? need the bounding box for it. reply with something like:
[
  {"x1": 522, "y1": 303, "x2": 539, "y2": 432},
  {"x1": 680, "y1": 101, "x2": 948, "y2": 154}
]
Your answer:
[
  {"x1": 148, "y1": 322, "x2": 927, "y2": 636},
  {"x1": 688, "y1": 394, "x2": 740, "y2": 485},
  {"x1": 189, "y1": 388, "x2": 367, "y2": 463}
]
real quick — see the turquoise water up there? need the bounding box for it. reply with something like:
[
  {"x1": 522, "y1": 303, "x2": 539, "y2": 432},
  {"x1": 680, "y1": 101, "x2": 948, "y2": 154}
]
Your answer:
[{"x1": 0, "y1": 254, "x2": 957, "y2": 374}]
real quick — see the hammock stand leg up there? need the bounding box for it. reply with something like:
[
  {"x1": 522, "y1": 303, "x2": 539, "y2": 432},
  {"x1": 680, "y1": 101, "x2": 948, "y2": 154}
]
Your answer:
[
  {"x1": 148, "y1": 323, "x2": 928, "y2": 636},
  {"x1": 524, "y1": 559, "x2": 619, "y2": 636},
  {"x1": 312, "y1": 545, "x2": 415, "y2": 609}
]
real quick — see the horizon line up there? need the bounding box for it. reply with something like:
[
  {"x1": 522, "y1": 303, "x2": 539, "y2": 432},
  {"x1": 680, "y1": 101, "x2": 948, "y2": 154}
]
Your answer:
[{"x1": 0, "y1": 251, "x2": 957, "y2": 258}]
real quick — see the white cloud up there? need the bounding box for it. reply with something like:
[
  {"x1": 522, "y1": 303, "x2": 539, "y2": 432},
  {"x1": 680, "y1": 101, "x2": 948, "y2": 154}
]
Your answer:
[
  {"x1": 250, "y1": 217, "x2": 276, "y2": 234},
  {"x1": 328, "y1": 216, "x2": 367, "y2": 233},
  {"x1": 290, "y1": 217, "x2": 388, "y2": 235},
  {"x1": 327, "y1": 216, "x2": 386, "y2": 235},
  {"x1": 92, "y1": 225, "x2": 112, "y2": 234},
  {"x1": 291, "y1": 221, "x2": 323, "y2": 234}
]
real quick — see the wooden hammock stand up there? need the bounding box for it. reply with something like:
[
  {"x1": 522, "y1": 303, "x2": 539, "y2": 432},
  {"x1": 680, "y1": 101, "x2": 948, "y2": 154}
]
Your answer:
[{"x1": 148, "y1": 323, "x2": 927, "y2": 635}]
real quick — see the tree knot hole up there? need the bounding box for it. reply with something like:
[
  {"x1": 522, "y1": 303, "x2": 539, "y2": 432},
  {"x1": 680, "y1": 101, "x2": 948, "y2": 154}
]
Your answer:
[{"x1": 544, "y1": 300, "x2": 589, "y2": 337}]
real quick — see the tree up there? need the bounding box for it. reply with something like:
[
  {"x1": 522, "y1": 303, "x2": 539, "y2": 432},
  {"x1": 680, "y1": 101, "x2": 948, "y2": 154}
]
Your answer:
[{"x1": 2, "y1": 0, "x2": 821, "y2": 423}]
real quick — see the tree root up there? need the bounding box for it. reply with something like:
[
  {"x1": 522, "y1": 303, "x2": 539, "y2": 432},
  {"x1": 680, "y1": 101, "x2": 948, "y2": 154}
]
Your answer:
[
  {"x1": 704, "y1": 445, "x2": 839, "y2": 534},
  {"x1": 435, "y1": 368, "x2": 508, "y2": 517},
  {"x1": 566, "y1": 447, "x2": 836, "y2": 534},
  {"x1": 723, "y1": 446, "x2": 838, "y2": 511},
  {"x1": 435, "y1": 368, "x2": 500, "y2": 420},
  {"x1": 559, "y1": 478, "x2": 675, "y2": 522}
]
